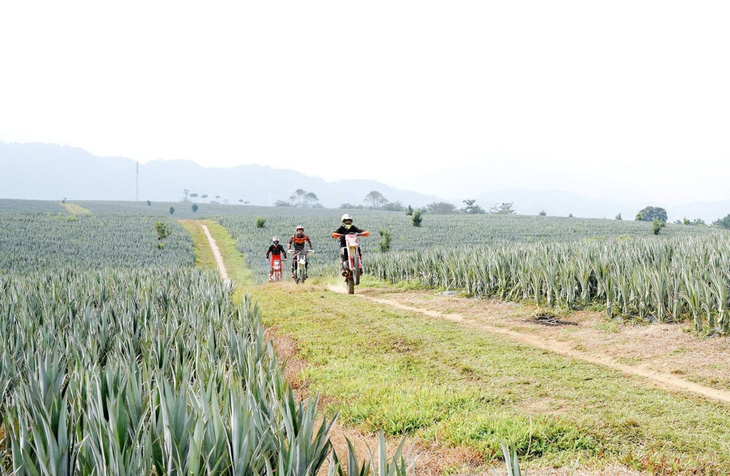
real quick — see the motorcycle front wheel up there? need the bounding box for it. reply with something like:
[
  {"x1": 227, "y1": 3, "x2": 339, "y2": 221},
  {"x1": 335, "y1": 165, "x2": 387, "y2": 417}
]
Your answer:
[{"x1": 353, "y1": 255, "x2": 361, "y2": 285}]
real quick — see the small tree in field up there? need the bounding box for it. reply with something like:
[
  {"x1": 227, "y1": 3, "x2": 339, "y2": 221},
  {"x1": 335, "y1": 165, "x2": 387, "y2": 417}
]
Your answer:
[
  {"x1": 379, "y1": 230, "x2": 392, "y2": 252},
  {"x1": 169, "y1": 206, "x2": 175, "y2": 215},
  {"x1": 652, "y1": 218, "x2": 665, "y2": 235},
  {"x1": 155, "y1": 221, "x2": 171, "y2": 249},
  {"x1": 412, "y1": 210, "x2": 422, "y2": 227},
  {"x1": 405, "y1": 205, "x2": 413, "y2": 216},
  {"x1": 192, "y1": 203, "x2": 199, "y2": 213},
  {"x1": 256, "y1": 217, "x2": 266, "y2": 228}
]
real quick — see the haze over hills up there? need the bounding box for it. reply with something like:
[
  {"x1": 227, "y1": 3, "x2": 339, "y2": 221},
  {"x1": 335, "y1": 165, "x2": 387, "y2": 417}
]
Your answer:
[
  {"x1": 1, "y1": 141, "x2": 729, "y2": 222},
  {"x1": 0, "y1": 142, "x2": 441, "y2": 208}
]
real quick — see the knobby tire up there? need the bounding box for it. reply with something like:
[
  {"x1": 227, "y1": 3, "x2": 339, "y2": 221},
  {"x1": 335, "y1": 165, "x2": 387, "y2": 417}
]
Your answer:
[{"x1": 353, "y1": 256, "x2": 361, "y2": 286}]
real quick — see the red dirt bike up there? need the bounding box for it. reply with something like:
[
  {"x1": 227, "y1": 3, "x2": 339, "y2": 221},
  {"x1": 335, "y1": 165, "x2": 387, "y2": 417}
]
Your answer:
[
  {"x1": 331, "y1": 231, "x2": 369, "y2": 294},
  {"x1": 291, "y1": 249, "x2": 313, "y2": 284},
  {"x1": 269, "y1": 255, "x2": 285, "y2": 282}
]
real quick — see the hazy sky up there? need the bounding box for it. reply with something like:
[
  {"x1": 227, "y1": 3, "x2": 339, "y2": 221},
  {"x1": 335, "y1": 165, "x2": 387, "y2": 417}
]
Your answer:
[{"x1": 1, "y1": 1, "x2": 729, "y2": 206}]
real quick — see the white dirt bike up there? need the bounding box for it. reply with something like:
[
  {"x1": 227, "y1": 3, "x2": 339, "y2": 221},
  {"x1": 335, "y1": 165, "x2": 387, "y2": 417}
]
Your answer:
[
  {"x1": 291, "y1": 249, "x2": 313, "y2": 284},
  {"x1": 331, "y1": 231, "x2": 369, "y2": 294}
]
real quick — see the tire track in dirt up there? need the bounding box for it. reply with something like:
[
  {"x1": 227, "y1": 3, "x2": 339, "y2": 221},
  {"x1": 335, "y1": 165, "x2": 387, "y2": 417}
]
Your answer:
[{"x1": 330, "y1": 287, "x2": 730, "y2": 404}]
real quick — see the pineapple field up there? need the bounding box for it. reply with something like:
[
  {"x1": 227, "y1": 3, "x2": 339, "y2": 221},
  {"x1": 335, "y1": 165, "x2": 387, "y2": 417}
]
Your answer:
[{"x1": 2, "y1": 201, "x2": 730, "y2": 474}]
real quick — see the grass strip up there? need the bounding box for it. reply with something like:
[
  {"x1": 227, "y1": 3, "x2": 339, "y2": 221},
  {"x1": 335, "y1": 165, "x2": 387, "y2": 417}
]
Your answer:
[
  {"x1": 252, "y1": 283, "x2": 730, "y2": 475},
  {"x1": 61, "y1": 202, "x2": 92, "y2": 214},
  {"x1": 204, "y1": 220, "x2": 255, "y2": 287},
  {"x1": 179, "y1": 220, "x2": 217, "y2": 270},
  {"x1": 180, "y1": 219, "x2": 255, "y2": 305}
]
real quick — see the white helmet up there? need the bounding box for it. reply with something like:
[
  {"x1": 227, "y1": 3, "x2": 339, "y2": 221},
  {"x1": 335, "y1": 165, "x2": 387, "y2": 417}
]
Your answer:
[
  {"x1": 272, "y1": 236, "x2": 279, "y2": 242},
  {"x1": 341, "y1": 214, "x2": 353, "y2": 223},
  {"x1": 295, "y1": 225, "x2": 304, "y2": 231}
]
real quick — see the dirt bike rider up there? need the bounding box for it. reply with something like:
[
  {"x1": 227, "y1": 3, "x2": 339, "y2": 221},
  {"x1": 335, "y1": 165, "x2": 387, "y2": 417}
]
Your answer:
[
  {"x1": 265, "y1": 236, "x2": 287, "y2": 281},
  {"x1": 333, "y1": 214, "x2": 368, "y2": 276},
  {"x1": 288, "y1": 225, "x2": 314, "y2": 278}
]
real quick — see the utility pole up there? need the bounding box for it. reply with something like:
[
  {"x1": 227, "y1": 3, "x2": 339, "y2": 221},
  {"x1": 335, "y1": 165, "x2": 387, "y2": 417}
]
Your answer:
[{"x1": 136, "y1": 161, "x2": 139, "y2": 201}]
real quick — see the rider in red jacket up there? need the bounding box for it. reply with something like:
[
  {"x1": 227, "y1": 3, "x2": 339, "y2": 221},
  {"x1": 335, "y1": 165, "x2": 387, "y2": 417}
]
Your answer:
[{"x1": 266, "y1": 236, "x2": 287, "y2": 281}]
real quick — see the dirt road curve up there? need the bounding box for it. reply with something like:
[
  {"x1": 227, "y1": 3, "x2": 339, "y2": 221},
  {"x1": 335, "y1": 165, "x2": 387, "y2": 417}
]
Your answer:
[
  {"x1": 319, "y1": 283, "x2": 730, "y2": 405},
  {"x1": 201, "y1": 223, "x2": 229, "y2": 282},
  {"x1": 364, "y1": 294, "x2": 730, "y2": 403}
]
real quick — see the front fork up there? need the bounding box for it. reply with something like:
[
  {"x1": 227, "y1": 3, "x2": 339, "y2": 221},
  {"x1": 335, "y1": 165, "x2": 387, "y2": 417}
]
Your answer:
[{"x1": 341, "y1": 247, "x2": 361, "y2": 275}]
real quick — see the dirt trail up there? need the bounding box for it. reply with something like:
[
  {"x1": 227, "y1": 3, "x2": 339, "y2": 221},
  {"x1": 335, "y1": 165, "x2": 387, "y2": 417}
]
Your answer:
[
  {"x1": 201, "y1": 223, "x2": 230, "y2": 282},
  {"x1": 328, "y1": 285, "x2": 730, "y2": 404}
]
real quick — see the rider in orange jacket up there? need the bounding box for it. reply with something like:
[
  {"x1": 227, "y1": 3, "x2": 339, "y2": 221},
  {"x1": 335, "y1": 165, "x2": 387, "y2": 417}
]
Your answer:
[{"x1": 288, "y1": 225, "x2": 314, "y2": 278}]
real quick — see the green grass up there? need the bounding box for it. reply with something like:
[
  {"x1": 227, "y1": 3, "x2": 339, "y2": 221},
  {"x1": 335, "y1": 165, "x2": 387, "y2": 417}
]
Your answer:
[
  {"x1": 61, "y1": 202, "x2": 92, "y2": 214},
  {"x1": 180, "y1": 219, "x2": 255, "y2": 303},
  {"x1": 204, "y1": 220, "x2": 255, "y2": 287},
  {"x1": 251, "y1": 284, "x2": 730, "y2": 474},
  {"x1": 178, "y1": 220, "x2": 217, "y2": 270}
]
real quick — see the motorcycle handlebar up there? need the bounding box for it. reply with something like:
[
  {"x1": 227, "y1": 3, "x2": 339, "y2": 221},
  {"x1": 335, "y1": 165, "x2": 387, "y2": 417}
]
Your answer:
[{"x1": 331, "y1": 231, "x2": 370, "y2": 238}]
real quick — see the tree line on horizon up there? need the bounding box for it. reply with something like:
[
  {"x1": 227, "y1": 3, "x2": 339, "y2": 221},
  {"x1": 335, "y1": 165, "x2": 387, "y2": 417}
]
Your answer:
[{"x1": 177, "y1": 186, "x2": 730, "y2": 229}]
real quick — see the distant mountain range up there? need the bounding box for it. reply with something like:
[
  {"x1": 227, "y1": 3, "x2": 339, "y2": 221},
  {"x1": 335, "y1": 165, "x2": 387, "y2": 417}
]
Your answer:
[
  {"x1": 0, "y1": 142, "x2": 441, "y2": 208},
  {"x1": 2, "y1": 141, "x2": 729, "y2": 222}
]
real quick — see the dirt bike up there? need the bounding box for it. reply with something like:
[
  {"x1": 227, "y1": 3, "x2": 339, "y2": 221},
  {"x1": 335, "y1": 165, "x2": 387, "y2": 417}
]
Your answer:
[
  {"x1": 291, "y1": 249, "x2": 313, "y2": 284},
  {"x1": 331, "y1": 231, "x2": 369, "y2": 294},
  {"x1": 269, "y1": 255, "x2": 285, "y2": 282}
]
